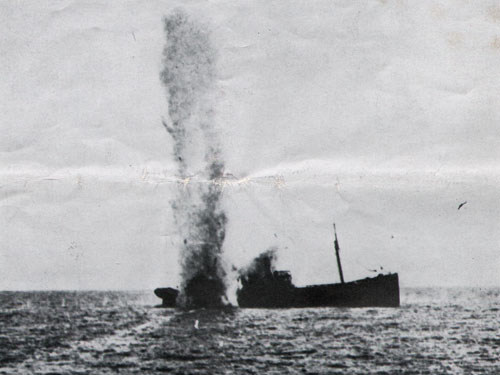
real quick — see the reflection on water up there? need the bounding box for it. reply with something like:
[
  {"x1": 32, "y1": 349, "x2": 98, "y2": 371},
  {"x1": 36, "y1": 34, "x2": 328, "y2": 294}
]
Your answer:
[{"x1": 0, "y1": 288, "x2": 499, "y2": 374}]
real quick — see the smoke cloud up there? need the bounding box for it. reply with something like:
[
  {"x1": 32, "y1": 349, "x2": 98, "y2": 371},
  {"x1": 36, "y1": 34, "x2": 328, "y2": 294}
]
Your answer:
[
  {"x1": 160, "y1": 10, "x2": 227, "y2": 308},
  {"x1": 238, "y1": 247, "x2": 278, "y2": 279},
  {"x1": 238, "y1": 248, "x2": 278, "y2": 284}
]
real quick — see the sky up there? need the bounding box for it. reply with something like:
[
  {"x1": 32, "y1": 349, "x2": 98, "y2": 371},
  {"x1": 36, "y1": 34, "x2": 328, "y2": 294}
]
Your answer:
[{"x1": 1, "y1": 0, "x2": 500, "y2": 292}]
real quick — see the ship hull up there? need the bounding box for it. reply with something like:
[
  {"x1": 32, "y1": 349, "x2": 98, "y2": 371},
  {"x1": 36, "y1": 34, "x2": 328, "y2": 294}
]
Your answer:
[
  {"x1": 154, "y1": 274, "x2": 400, "y2": 308},
  {"x1": 154, "y1": 287, "x2": 178, "y2": 307},
  {"x1": 237, "y1": 273, "x2": 400, "y2": 308}
]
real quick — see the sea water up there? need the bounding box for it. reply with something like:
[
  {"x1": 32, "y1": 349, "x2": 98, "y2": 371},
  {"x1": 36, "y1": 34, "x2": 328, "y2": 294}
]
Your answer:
[{"x1": 0, "y1": 288, "x2": 499, "y2": 374}]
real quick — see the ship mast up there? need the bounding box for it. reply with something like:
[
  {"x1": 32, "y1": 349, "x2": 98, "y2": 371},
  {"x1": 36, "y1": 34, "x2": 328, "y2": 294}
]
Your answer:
[{"x1": 333, "y1": 223, "x2": 345, "y2": 284}]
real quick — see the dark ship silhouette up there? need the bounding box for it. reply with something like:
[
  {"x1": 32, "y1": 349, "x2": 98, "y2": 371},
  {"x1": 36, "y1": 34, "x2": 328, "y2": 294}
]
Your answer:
[{"x1": 155, "y1": 224, "x2": 400, "y2": 308}]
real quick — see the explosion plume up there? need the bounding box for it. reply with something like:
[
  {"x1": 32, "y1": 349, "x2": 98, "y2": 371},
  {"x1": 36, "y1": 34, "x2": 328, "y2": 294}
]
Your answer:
[{"x1": 160, "y1": 10, "x2": 227, "y2": 308}]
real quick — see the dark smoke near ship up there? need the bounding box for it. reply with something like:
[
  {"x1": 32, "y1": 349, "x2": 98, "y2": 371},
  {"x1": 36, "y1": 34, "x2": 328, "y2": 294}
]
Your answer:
[{"x1": 160, "y1": 10, "x2": 227, "y2": 308}]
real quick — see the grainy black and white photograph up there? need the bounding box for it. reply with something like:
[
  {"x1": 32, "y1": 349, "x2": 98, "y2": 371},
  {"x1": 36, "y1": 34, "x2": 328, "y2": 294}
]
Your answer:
[{"x1": 2, "y1": 1, "x2": 500, "y2": 374}]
